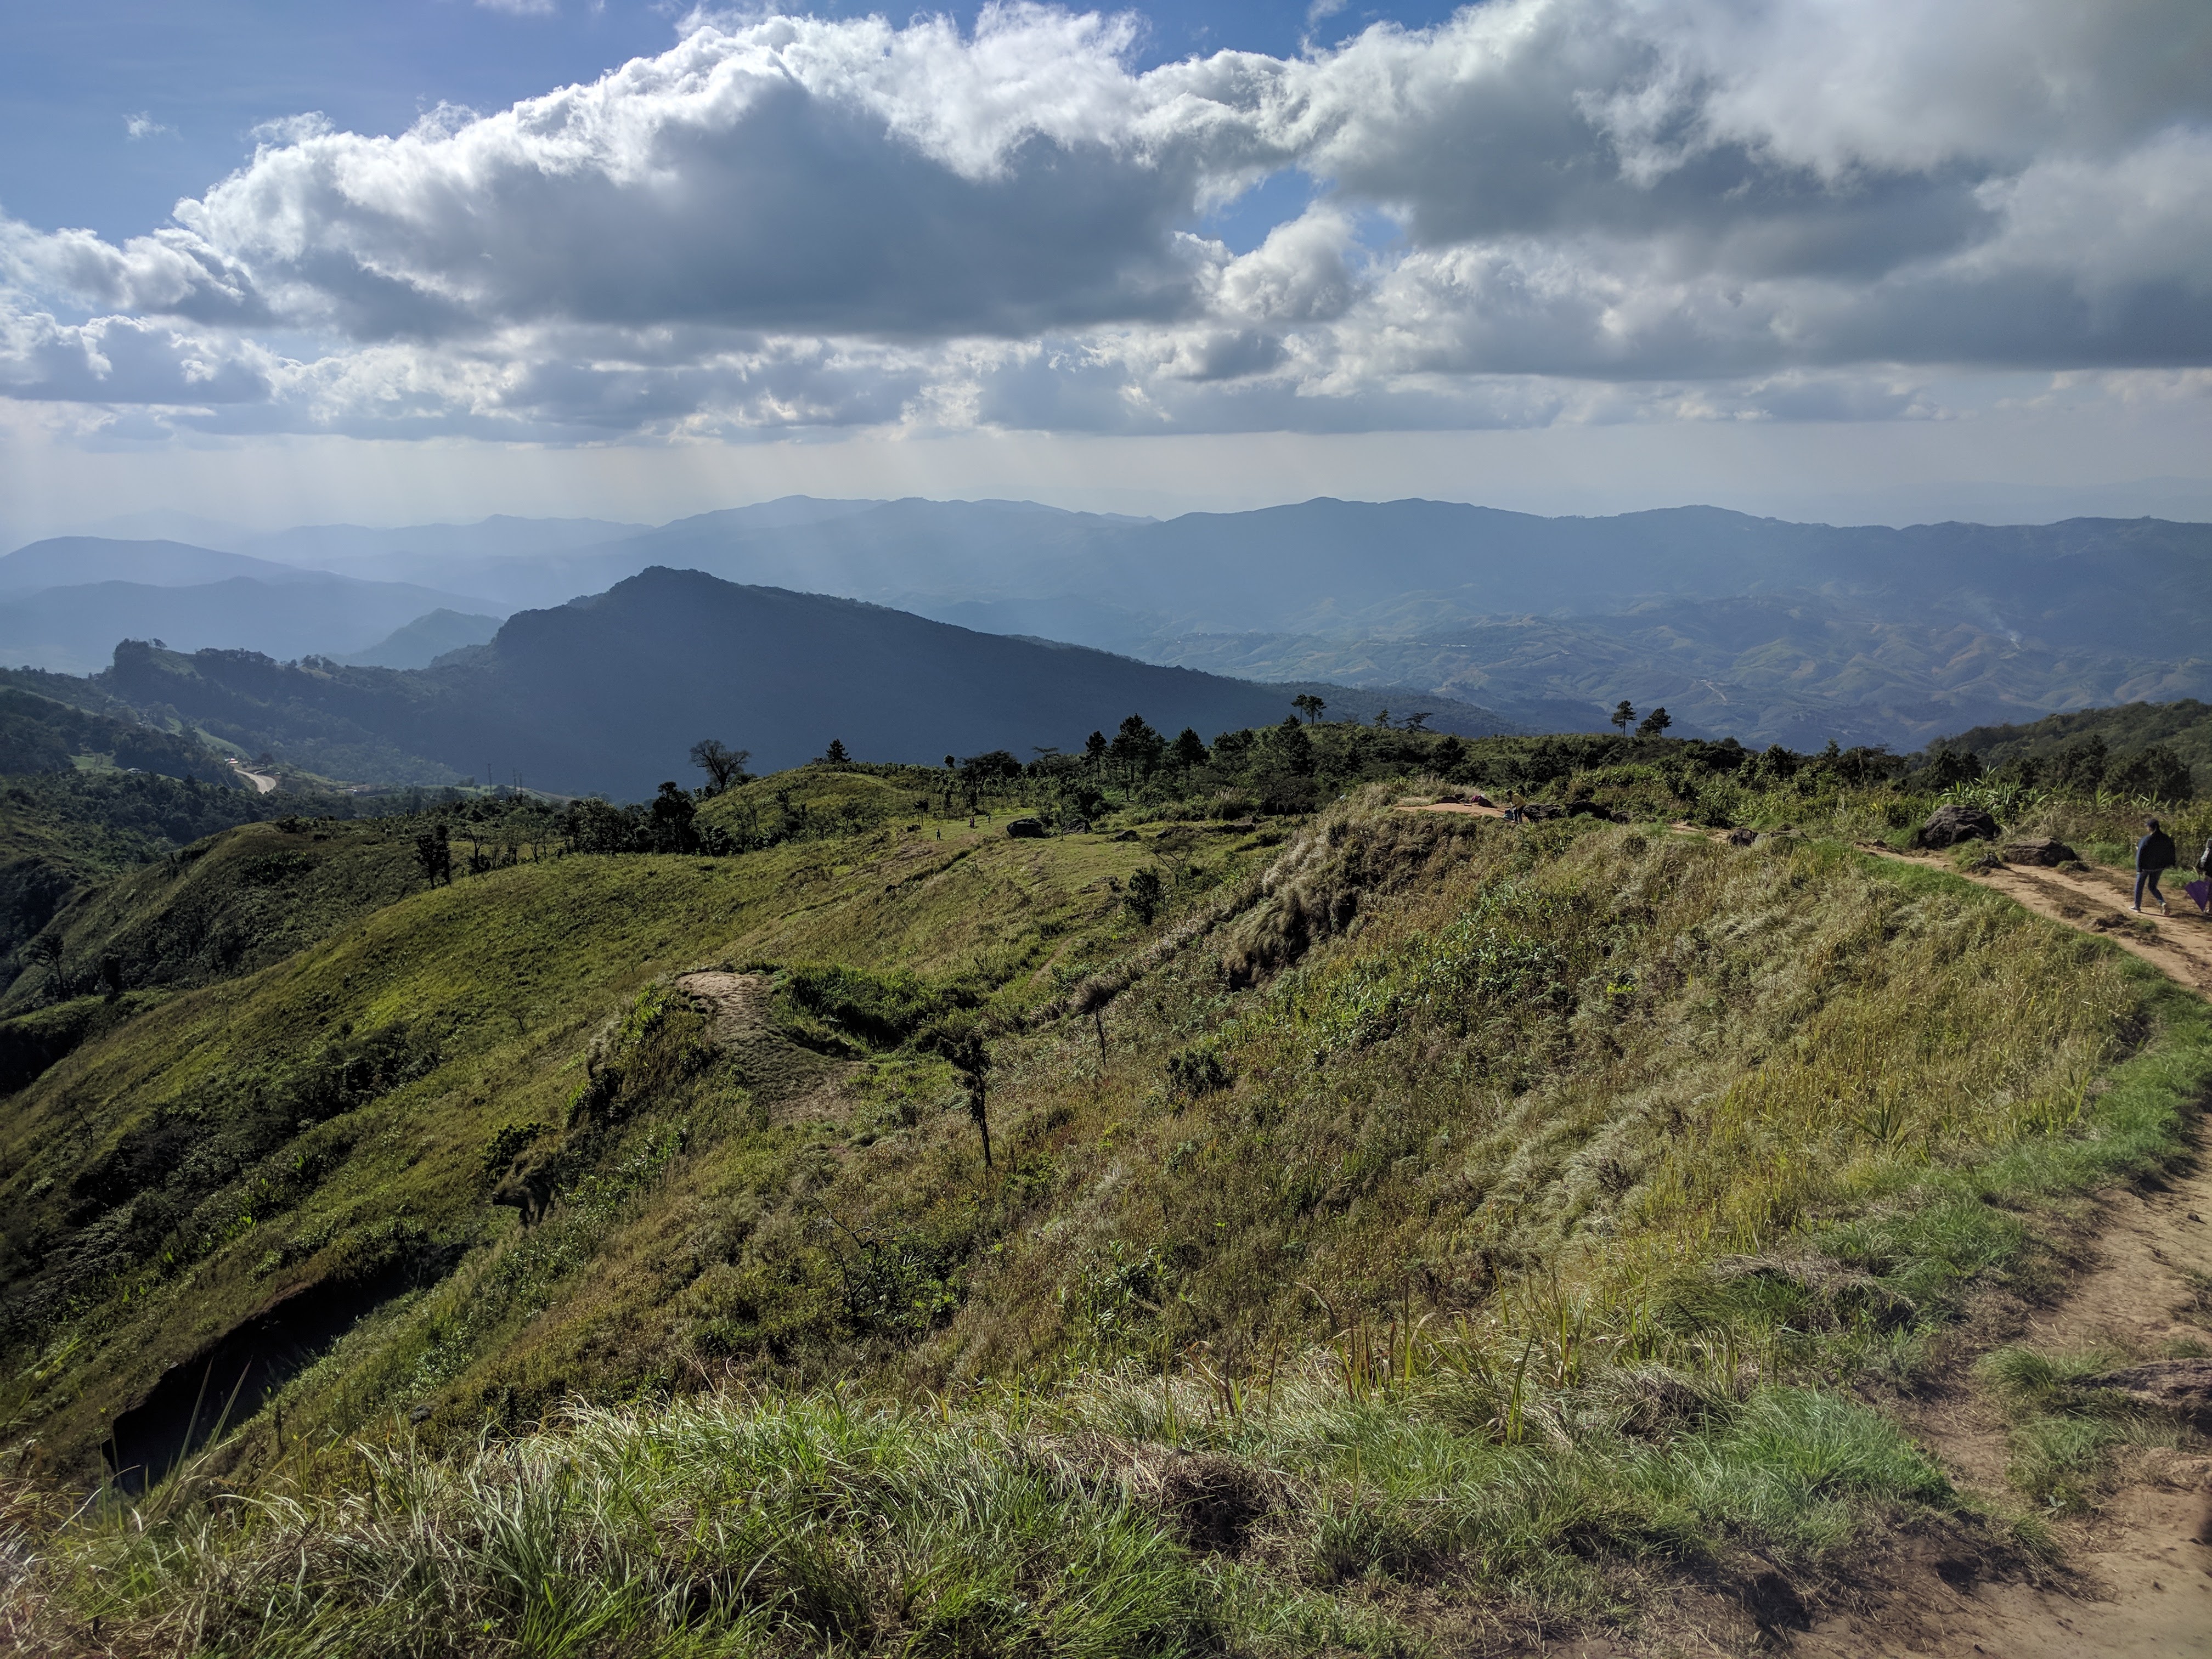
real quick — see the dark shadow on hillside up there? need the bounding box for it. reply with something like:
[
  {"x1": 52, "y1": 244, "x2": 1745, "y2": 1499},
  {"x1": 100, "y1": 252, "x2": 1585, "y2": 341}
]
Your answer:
[{"x1": 105, "y1": 1254, "x2": 454, "y2": 1493}]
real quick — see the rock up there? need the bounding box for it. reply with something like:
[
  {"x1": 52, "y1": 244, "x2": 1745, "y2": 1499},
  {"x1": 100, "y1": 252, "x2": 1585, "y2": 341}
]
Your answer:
[
  {"x1": 1564, "y1": 800, "x2": 1623, "y2": 821},
  {"x1": 1724, "y1": 827, "x2": 1758, "y2": 847},
  {"x1": 1520, "y1": 802, "x2": 1566, "y2": 821},
  {"x1": 1917, "y1": 803, "x2": 2000, "y2": 848},
  {"x1": 1464, "y1": 791, "x2": 1494, "y2": 808},
  {"x1": 1004, "y1": 816, "x2": 1047, "y2": 838},
  {"x1": 1061, "y1": 818, "x2": 1090, "y2": 835},
  {"x1": 2002, "y1": 837, "x2": 2078, "y2": 866},
  {"x1": 1111, "y1": 828, "x2": 1140, "y2": 842},
  {"x1": 2080, "y1": 1358, "x2": 2212, "y2": 1429}
]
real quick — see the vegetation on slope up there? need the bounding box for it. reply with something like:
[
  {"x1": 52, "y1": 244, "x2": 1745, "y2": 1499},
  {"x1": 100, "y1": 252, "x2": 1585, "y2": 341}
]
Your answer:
[
  {"x1": 0, "y1": 772, "x2": 285, "y2": 973},
  {"x1": 1944, "y1": 698, "x2": 2212, "y2": 794},
  {"x1": 4, "y1": 708, "x2": 2207, "y2": 1651}
]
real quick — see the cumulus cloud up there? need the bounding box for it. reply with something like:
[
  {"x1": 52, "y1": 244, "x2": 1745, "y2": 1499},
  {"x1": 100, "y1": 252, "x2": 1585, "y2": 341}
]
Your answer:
[{"x1": 0, "y1": 0, "x2": 2206, "y2": 439}]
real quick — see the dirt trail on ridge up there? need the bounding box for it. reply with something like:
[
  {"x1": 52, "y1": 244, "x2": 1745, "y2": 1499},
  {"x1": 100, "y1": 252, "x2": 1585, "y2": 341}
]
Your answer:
[
  {"x1": 675, "y1": 970, "x2": 848, "y2": 1115},
  {"x1": 1764, "y1": 834, "x2": 2212, "y2": 1656},
  {"x1": 1403, "y1": 806, "x2": 2212, "y2": 1653}
]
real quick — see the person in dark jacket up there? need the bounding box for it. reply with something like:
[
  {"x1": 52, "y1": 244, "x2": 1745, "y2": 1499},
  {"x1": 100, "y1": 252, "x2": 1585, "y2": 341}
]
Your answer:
[{"x1": 2135, "y1": 816, "x2": 2177, "y2": 912}]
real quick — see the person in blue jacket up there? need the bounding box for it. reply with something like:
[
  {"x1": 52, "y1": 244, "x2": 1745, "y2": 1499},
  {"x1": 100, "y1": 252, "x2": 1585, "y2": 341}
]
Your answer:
[{"x1": 2135, "y1": 816, "x2": 2177, "y2": 913}]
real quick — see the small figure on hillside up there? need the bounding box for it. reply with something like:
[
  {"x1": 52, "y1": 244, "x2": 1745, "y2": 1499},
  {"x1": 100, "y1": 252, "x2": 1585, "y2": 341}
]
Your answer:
[
  {"x1": 2134, "y1": 816, "x2": 2177, "y2": 913},
  {"x1": 2192, "y1": 838, "x2": 2212, "y2": 913}
]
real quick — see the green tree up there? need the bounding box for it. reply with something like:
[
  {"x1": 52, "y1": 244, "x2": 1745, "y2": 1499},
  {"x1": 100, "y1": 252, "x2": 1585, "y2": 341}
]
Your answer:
[
  {"x1": 1635, "y1": 707, "x2": 1673, "y2": 738},
  {"x1": 1259, "y1": 716, "x2": 1316, "y2": 778},
  {"x1": 412, "y1": 822, "x2": 453, "y2": 886},
  {"x1": 1125, "y1": 865, "x2": 1166, "y2": 924},
  {"x1": 2051, "y1": 736, "x2": 2109, "y2": 796},
  {"x1": 930, "y1": 1016, "x2": 996, "y2": 1170},
  {"x1": 1170, "y1": 727, "x2": 1208, "y2": 773},
  {"x1": 1922, "y1": 747, "x2": 1983, "y2": 790},
  {"x1": 1611, "y1": 700, "x2": 1635, "y2": 734},
  {"x1": 1403, "y1": 712, "x2": 1432, "y2": 733},
  {"x1": 1084, "y1": 730, "x2": 1107, "y2": 772},
  {"x1": 1108, "y1": 714, "x2": 1165, "y2": 780},
  {"x1": 1291, "y1": 693, "x2": 1326, "y2": 725},
  {"x1": 2104, "y1": 743, "x2": 2194, "y2": 803},
  {"x1": 822, "y1": 738, "x2": 850, "y2": 764},
  {"x1": 647, "y1": 782, "x2": 699, "y2": 853}
]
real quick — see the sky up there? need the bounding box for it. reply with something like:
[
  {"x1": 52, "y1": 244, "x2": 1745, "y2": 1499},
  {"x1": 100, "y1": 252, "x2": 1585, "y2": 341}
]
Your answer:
[{"x1": 2, "y1": 0, "x2": 2209, "y2": 540}]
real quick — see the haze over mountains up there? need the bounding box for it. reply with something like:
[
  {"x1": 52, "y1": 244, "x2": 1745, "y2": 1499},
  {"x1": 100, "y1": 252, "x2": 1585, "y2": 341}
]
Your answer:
[
  {"x1": 6, "y1": 498, "x2": 2212, "y2": 749},
  {"x1": 102, "y1": 572, "x2": 1518, "y2": 798}
]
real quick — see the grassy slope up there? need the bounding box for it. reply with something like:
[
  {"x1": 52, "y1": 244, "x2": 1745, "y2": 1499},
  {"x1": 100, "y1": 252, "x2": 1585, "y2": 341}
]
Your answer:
[
  {"x1": 0, "y1": 800, "x2": 1199, "y2": 1466},
  {"x1": 1946, "y1": 697, "x2": 2212, "y2": 775},
  {"x1": 6, "y1": 775, "x2": 2208, "y2": 1654},
  {"x1": 0, "y1": 817, "x2": 425, "y2": 1017},
  {"x1": 0, "y1": 771, "x2": 289, "y2": 971}
]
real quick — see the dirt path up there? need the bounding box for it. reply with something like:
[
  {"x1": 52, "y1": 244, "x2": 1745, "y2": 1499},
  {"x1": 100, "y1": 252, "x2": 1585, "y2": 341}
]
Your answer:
[
  {"x1": 675, "y1": 970, "x2": 848, "y2": 1114},
  {"x1": 1677, "y1": 833, "x2": 2212, "y2": 1655},
  {"x1": 1870, "y1": 842, "x2": 2212, "y2": 998},
  {"x1": 227, "y1": 757, "x2": 277, "y2": 794},
  {"x1": 1414, "y1": 808, "x2": 2212, "y2": 1651}
]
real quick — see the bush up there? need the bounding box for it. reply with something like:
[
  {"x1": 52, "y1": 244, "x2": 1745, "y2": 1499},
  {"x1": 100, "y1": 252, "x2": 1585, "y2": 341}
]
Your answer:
[{"x1": 780, "y1": 964, "x2": 972, "y2": 1051}]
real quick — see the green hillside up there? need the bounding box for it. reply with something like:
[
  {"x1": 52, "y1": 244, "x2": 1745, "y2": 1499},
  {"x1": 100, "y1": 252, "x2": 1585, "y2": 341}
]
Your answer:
[
  {"x1": 5, "y1": 720, "x2": 2208, "y2": 1653},
  {"x1": 0, "y1": 772, "x2": 289, "y2": 971},
  {"x1": 1945, "y1": 698, "x2": 2212, "y2": 788}
]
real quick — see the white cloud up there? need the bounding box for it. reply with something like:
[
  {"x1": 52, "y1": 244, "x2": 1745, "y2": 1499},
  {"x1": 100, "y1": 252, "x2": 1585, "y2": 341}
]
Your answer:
[
  {"x1": 123, "y1": 113, "x2": 172, "y2": 142},
  {"x1": 0, "y1": 0, "x2": 2206, "y2": 441}
]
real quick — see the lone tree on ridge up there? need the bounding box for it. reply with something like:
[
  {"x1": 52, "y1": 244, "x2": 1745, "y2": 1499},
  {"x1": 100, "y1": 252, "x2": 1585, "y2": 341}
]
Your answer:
[
  {"x1": 1636, "y1": 707, "x2": 1673, "y2": 738},
  {"x1": 1610, "y1": 700, "x2": 1635, "y2": 734},
  {"x1": 689, "y1": 738, "x2": 750, "y2": 793},
  {"x1": 1292, "y1": 693, "x2": 1327, "y2": 724}
]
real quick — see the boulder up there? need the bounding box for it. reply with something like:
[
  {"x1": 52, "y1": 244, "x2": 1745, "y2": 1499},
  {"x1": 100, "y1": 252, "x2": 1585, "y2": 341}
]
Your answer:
[
  {"x1": 1724, "y1": 827, "x2": 1758, "y2": 847},
  {"x1": 1520, "y1": 802, "x2": 1566, "y2": 821},
  {"x1": 1111, "y1": 828, "x2": 1141, "y2": 842},
  {"x1": 1004, "y1": 816, "x2": 1047, "y2": 838},
  {"x1": 1917, "y1": 803, "x2": 2000, "y2": 848},
  {"x1": 2001, "y1": 837, "x2": 2078, "y2": 867}
]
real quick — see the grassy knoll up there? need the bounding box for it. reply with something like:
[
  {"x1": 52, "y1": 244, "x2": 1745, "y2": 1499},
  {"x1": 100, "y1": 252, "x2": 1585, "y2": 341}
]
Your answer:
[
  {"x1": 3, "y1": 754, "x2": 2208, "y2": 1652},
  {"x1": 0, "y1": 817, "x2": 425, "y2": 1017}
]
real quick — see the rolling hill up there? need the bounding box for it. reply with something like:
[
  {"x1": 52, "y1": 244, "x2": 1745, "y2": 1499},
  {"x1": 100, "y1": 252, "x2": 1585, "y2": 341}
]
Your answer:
[
  {"x1": 0, "y1": 535, "x2": 508, "y2": 674},
  {"x1": 3, "y1": 733, "x2": 2204, "y2": 1654},
  {"x1": 200, "y1": 497, "x2": 2212, "y2": 746},
  {"x1": 95, "y1": 571, "x2": 1527, "y2": 797}
]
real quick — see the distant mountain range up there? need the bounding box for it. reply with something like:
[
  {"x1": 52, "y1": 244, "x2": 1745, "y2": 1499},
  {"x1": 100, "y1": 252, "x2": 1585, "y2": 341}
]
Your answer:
[
  {"x1": 96, "y1": 572, "x2": 1525, "y2": 797},
  {"x1": 8, "y1": 498, "x2": 2212, "y2": 746},
  {"x1": 0, "y1": 538, "x2": 499, "y2": 674}
]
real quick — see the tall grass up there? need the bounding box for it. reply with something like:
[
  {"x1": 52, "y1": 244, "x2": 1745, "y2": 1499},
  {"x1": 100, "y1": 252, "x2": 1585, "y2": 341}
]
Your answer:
[
  {"x1": 9, "y1": 784, "x2": 2208, "y2": 1651},
  {"x1": 25, "y1": 1350, "x2": 1965, "y2": 1658}
]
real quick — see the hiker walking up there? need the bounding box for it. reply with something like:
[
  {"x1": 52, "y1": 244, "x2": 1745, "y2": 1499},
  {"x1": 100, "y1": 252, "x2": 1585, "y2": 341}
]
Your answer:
[
  {"x1": 2193, "y1": 836, "x2": 2212, "y2": 913},
  {"x1": 2134, "y1": 816, "x2": 2177, "y2": 913}
]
